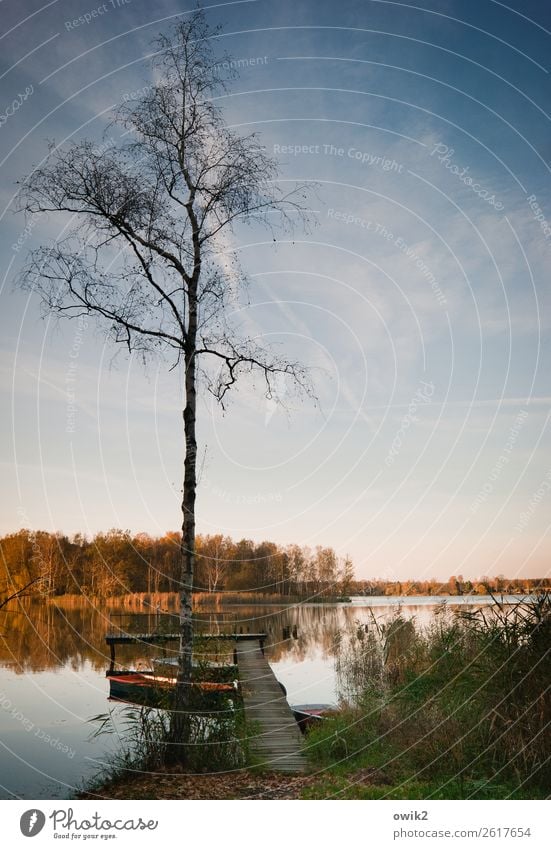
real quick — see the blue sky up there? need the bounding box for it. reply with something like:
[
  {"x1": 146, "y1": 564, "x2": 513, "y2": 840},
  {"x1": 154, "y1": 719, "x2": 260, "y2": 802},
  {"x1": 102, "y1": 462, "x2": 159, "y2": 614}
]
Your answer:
[{"x1": 1, "y1": 0, "x2": 550, "y2": 581}]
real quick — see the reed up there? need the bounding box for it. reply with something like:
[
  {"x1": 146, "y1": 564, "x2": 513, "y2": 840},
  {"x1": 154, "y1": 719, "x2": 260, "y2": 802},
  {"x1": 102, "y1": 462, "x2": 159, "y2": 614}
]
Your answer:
[
  {"x1": 193, "y1": 591, "x2": 304, "y2": 608},
  {"x1": 48, "y1": 591, "x2": 179, "y2": 610},
  {"x1": 84, "y1": 697, "x2": 251, "y2": 792},
  {"x1": 308, "y1": 592, "x2": 551, "y2": 798},
  {"x1": 50, "y1": 590, "x2": 308, "y2": 610}
]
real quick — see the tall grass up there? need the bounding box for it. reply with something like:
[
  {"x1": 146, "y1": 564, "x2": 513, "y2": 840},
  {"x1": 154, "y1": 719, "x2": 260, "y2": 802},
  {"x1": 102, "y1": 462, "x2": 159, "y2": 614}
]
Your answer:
[
  {"x1": 308, "y1": 593, "x2": 550, "y2": 798},
  {"x1": 51, "y1": 590, "x2": 348, "y2": 611},
  {"x1": 194, "y1": 591, "x2": 306, "y2": 608},
  {"x1": 86, "y1": 693, "x2": 251, "y2": 792},
  {"x1": 50, "y1": 591, "x2": 179, "y2": 610}
]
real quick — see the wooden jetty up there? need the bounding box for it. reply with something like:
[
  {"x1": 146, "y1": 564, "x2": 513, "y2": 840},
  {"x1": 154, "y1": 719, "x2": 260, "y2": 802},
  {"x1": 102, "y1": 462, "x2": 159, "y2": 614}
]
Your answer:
[
  {"x1": 105, "y1": 631, "x2": 267, "y2": 663},
  {"x1": 104, "y1": 631, "x2": 306, "y2": 772},
  {"x1": 236, "y1": 639, "x2": 306, "y2": 774}
]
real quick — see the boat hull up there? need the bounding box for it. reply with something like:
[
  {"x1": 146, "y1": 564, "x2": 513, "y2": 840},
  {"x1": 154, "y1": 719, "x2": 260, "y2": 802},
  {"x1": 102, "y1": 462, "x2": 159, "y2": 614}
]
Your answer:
[
  {"x1": 291, "y1": 704, "x2": 338, "y2": 732},
  {"x1": 106, "y1": 670, "x2": 237, "y2": 710}
]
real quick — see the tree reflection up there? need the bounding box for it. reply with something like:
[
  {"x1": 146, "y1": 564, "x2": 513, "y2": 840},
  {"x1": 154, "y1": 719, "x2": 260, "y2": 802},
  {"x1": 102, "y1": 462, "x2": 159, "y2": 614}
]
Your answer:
[{"x1": 1, "y1": 597, "x2": 490, "y2": 676}]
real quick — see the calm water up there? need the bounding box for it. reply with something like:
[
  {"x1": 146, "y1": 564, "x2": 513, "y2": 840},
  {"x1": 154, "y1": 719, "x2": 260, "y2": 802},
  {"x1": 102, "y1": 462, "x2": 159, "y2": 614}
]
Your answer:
[{"x1": 0, "y1": 595, "x2": 523, "y2": 799}]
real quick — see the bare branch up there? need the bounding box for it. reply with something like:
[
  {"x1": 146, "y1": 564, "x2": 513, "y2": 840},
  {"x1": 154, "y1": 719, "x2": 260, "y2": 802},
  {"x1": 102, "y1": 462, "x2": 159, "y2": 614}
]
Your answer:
[
  {"x1": 196, "y1": 336, "x2": 313, "y2": 409},
  {"x1": 0, "y1": 577, "x2": 44, "y2": 610}
]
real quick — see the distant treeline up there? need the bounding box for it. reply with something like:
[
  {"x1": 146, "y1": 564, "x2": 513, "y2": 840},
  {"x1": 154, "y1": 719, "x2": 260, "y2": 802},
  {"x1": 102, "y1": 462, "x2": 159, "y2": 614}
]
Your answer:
[
  {"x1": 0, "y1": 529, "x2": 354, "y2": 599},
  {"x1": 0, "y1": 529, "x2": 547, "y2": 601},
  {"x1": 356, "y1": 576, "x2": 549, "y2": 596}
]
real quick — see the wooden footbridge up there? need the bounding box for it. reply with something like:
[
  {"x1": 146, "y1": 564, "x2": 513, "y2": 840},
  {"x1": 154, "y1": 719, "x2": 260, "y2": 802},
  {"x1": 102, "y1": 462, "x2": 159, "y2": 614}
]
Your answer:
[
  {"x1": 105, "y1": 630, "x2": 306, "y2": 773},
  {"x1": 105, "y1": 630, "x2": 267, "y2": 664},
  {"x1": 236, "y1": 638, "x2": 306, "y2": 773}
]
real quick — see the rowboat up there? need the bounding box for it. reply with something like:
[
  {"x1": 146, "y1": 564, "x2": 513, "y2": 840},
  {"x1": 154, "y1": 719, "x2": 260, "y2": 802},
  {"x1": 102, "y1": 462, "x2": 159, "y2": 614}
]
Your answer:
[
  {"x1": 152, "y1": 657, "x2": 234, "y2": 669},
  {"x1": 291, "y1": 703, "x2": 338, "y2": 732},
  {"x1": 106, "y1": 669, "x2": 237, "y2": 708},
  {"x1": 152, "y1": 657, "x2": 238, "y2": 681}
]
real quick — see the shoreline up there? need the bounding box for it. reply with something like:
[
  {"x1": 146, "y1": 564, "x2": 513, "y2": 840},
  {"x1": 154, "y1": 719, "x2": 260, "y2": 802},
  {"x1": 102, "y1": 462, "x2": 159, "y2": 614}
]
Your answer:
[{"x1": 41, "y1": 589, "x2": 542, "y2": 610}]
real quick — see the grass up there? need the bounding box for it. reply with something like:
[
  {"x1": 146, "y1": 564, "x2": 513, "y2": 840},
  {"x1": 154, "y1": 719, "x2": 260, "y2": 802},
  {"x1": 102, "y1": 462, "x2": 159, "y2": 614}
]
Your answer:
[
  {"x1": 301, "y1": 592, "x2": 550, "y2": 799},
  {"x1": 83, "y1": 686, "x2": 254, "y2": 796}
]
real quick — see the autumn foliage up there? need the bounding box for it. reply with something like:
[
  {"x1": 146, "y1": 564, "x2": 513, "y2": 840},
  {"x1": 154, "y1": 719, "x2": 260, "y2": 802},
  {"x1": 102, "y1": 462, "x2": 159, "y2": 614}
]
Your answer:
[{"x1": 0, "y1": 529, "x2": 353, "y2": 600}]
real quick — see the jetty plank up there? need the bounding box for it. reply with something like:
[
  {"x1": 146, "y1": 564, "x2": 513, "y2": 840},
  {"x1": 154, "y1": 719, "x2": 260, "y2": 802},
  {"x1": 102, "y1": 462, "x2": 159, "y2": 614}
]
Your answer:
[
  {"x1": 105, "y1": 632, "x2": 267, "y2": 664},
  {"x1": 236, "y1": 639, "x2": 306, "y2": 774},
  {"x1": 106, "y1": 632, "x2": 267, "y2": 644}
]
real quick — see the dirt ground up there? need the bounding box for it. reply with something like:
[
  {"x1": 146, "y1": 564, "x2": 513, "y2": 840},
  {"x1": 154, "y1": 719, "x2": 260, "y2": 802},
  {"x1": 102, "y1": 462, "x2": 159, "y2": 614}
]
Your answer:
[{"x1": 79, "y1": 769, "x2": 318, "y2": 800}]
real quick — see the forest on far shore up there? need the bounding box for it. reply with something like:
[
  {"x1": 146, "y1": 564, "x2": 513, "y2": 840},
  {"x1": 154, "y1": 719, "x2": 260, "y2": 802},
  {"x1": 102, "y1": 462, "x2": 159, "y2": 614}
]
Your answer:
[{"x1": 0, "y1": 529, "x2": 547, "y2": 600}]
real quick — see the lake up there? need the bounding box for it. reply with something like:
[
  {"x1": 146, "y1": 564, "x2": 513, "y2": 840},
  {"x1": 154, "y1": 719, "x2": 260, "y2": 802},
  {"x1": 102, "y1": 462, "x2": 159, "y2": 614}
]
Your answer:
[{"x1": 0, "y1": 595, "x2": 523, "y2": 799}]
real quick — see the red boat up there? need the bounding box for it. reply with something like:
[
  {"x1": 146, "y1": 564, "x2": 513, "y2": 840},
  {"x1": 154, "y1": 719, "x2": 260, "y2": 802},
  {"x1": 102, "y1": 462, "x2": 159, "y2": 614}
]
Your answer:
[{"x1": 107, "y1": 670, "x2": 237, "y2": 707}]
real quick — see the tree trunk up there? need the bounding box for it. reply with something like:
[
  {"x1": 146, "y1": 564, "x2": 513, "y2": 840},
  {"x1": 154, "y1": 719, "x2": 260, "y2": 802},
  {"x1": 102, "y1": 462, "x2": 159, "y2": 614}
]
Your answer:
[{"x1": 169, "y1": 285, "x2": 198, "y2": 762}]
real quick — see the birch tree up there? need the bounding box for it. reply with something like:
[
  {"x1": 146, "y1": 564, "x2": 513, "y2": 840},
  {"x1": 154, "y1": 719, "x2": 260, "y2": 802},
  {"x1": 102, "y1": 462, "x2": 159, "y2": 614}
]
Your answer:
[
  {"x1": 196, "y1": 533, "x2": 233, "y2": 593},
  {"x1": 16, "y1": 10, "x2": 312, "y2": 761}
]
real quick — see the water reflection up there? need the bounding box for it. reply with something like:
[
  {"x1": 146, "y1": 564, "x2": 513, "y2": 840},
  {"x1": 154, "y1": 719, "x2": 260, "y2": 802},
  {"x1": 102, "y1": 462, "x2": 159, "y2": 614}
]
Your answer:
[
  {"x1": 0, "y1": 595, "x2": 520, "y2": 799},
  {"x1": 1, "y1": 595, "x2": 512, "y2": 672}
]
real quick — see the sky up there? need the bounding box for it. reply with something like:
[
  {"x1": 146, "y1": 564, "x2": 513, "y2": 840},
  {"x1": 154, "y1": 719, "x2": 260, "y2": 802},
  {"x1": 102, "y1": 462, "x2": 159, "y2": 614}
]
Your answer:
[{"x1": 1, "y1": 0, "x2": 550, "y2": 582}]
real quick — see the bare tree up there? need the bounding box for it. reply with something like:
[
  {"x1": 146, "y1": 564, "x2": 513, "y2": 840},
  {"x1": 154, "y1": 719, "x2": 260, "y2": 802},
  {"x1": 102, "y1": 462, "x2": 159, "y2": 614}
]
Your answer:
[
  {"x1": 16, "y1": 10, "x2": 312, "y2": 761},
  {"x1": 197, "y1": 534, "x2": 233, "y2": 593}
]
